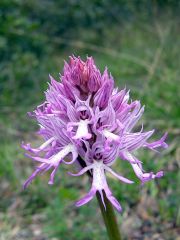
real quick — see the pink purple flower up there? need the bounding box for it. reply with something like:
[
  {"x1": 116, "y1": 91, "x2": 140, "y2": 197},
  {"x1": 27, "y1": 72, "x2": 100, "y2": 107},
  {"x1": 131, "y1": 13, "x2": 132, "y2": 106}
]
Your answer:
[{"x1": 22, "y1": 56, "x2": 168, "y2": 212}]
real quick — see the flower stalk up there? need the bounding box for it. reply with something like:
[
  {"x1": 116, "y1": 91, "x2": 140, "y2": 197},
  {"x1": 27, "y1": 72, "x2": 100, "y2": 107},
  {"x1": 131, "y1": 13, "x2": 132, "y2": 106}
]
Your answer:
[{"x1": 97, "y1": 191, "x2": 122, "y2": 240}]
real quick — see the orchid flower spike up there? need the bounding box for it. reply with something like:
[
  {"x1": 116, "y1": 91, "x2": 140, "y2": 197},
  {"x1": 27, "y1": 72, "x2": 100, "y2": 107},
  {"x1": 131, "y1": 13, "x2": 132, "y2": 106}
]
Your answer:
[{"x1": 22, "y1": 56, "x2": 168, "y2": 212}]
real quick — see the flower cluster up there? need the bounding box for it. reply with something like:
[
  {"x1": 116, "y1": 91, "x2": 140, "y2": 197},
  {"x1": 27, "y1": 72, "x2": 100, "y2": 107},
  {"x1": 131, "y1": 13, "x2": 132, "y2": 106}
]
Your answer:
[{"x1": 22, "y1": 56, "x2": 167, "y2": 212}]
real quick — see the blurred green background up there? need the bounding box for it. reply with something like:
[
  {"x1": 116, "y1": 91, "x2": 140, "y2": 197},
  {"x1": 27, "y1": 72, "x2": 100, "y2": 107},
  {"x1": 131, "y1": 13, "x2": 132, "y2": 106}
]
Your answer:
[{"x1": 0, "y1": 1, "x2": 179, "y2": 239}]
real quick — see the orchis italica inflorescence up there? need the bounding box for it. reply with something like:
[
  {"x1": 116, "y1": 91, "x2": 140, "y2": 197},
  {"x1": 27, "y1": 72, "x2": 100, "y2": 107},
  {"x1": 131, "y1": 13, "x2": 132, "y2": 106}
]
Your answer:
[{"x1": 22, "y1": 56, "x2": 168, "y2": 212}]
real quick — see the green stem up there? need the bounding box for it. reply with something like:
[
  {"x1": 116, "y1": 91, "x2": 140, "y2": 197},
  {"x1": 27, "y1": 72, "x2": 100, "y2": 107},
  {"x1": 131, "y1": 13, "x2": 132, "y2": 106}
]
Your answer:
[{"x1": 96, "y1": 191, "x2": 122, "y2": 240}]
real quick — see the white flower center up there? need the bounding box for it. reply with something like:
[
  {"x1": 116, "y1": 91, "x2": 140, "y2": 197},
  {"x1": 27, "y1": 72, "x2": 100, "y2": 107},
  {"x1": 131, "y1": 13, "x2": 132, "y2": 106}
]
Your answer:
[
  {"x1": 92, "y1": 161, "x2": 107, "y2": 190},
  {"x1": 50, "y1": 144, "x2": 75, "y2": 165},
  {"x1": 74, "y1": 119, "x2": 91, "y2": 139}
]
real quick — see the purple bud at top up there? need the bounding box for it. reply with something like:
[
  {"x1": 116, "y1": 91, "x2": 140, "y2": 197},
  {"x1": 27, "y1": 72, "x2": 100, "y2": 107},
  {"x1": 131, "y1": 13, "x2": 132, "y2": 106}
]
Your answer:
[{"x1": 62, "y1": 56, "x2": 103, "y2": 95}]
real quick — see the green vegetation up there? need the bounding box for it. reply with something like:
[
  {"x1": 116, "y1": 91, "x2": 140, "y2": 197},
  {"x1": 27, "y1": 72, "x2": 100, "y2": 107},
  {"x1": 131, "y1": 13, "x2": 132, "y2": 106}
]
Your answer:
[{"x1": 0, "y1": 1, "x2": 179, "y2": 239}]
